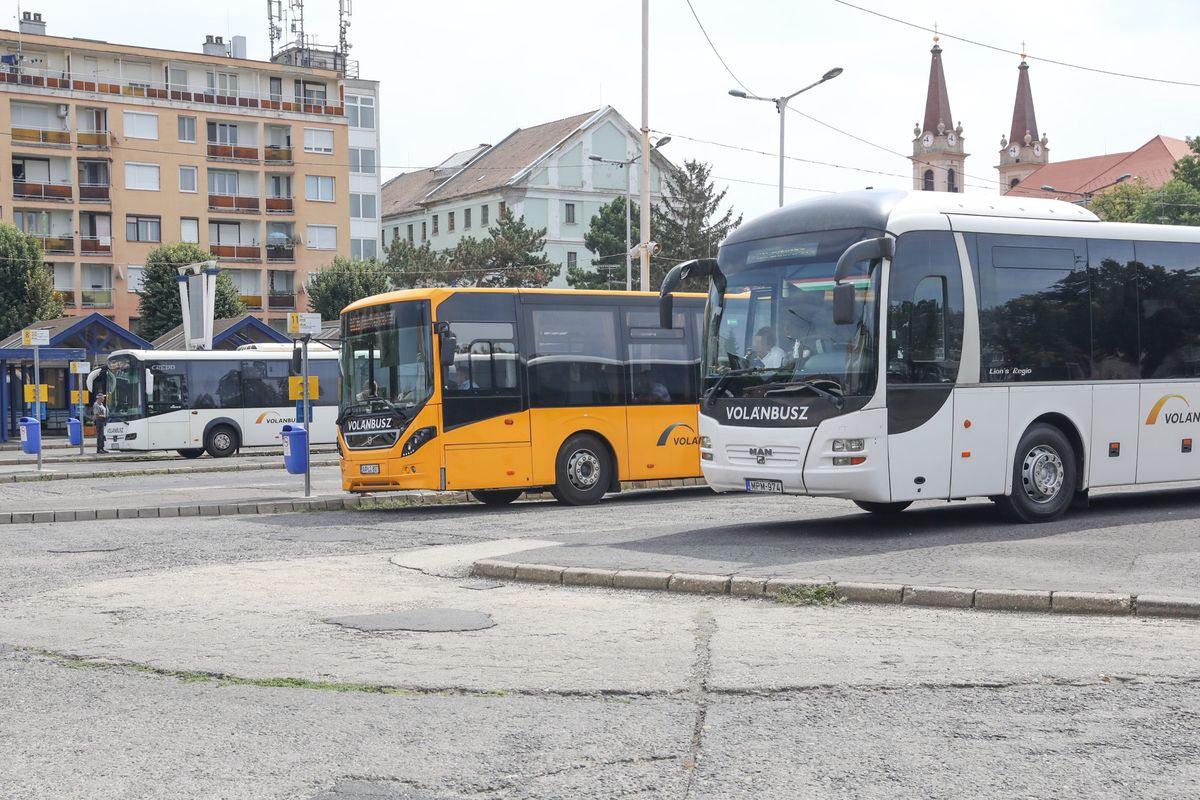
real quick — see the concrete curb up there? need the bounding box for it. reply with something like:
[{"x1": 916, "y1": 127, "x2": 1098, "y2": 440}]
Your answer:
[
  {"x1": 2, "y1": 458, "x2": 341, "y2": 483},
  {"x1": 468, "y1": 560, "x2": 1200, "y2": 621}
]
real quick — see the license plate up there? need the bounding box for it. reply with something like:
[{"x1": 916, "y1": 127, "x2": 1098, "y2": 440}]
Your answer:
[
  {"x1": 745, "y1": 478, "x2": 784, "y2": 494},
  {"x1": 359, "y1": 463, "x2": 381, "y2": 475}
]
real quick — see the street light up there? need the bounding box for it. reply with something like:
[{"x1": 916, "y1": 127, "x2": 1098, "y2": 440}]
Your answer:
[
  {"x1": 589, "y1": 135, "x2": 671, "y2": 292},
  {"x1": 729, "y1": 67, "x2": 843, "y2": 207},
  {"x1": 1041, "y1": 173, "x2": 1133, "y2": 205}
]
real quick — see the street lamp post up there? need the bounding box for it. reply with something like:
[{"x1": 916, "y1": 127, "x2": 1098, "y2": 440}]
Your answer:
[
  {"x1": 729, "y1": 67, "x2": 843, "y2": 207},
  {"x1": 589, "y1": 136, "x2": 670, "y2": 292},
  {"x1": 1041, "y1": 173, "x2": 1133, "y2": 206}
]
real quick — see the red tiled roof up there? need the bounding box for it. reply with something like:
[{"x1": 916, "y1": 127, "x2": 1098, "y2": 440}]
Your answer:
[
  {"x1": 380, "y1": 168, "x2": 449, "y2": 219},
  {"x1": 1006, "y1": 135, "x2": 1191, "y2": 199}
]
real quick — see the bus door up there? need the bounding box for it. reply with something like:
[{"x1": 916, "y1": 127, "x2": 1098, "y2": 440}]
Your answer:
[
  {"x1": 624, "y1": 307, "x2": 702, "y2": 481},
  {"x1": 440, "y1": 319, "x2": 532, "y2": 490},
  {"x1": 884, "y1": 231, "x2": 966, "y2": 501},
  {"x1": 146, "y1": 360, "x2": 188, "y2": 449}
]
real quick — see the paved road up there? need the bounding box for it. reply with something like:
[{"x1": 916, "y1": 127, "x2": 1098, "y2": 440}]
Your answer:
[{"x1": 2, "y1": 489, "x2": 1200, "y2": 797}]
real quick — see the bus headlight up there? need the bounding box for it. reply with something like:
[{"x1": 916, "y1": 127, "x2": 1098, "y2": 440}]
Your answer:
[
  {"x1": 833, "y1": 455, "x2": 867, "y2": 466},
  {"x1": 401, "y1": 426, "x2": 437, "y2": 457},
  {"x1": 832, "y1": 438, "x2": 865, "y2": 452},
  {"x1": 699, "y1": 435, "x2": 712, "y2": 449}
]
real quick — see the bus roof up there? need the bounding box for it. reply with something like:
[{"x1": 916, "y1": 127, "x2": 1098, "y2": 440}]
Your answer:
[
  {"x1": 108, "y1": 349, "x2": 338, "y2": 361},
  {"x1": 341, "y1": 287, "x2": 702, "y2": 315}
]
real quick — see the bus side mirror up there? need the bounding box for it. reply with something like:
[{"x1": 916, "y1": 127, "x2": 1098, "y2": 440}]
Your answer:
[
  {"x1": 833, "y1": 283, "x2": 857, "y2": 325},
  {"x1": 833, "y1": 236, "x2": 893, "y2": 282},
  {"x1": 291, "y1": 345, "x2": 302, "y2": 375},
  {"x1": 439, "y1": 331, "x2": 457, "y2": 367},
  {"x1": 145, "y1": 368, "x2": 155, "y2": 398},
  {"x1": 659, "y1": 257, "x2": 720, "y2": 328}
]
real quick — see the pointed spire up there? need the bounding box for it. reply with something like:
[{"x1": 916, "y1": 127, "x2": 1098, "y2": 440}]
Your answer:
[
  {"x1": 1008, "y1": 56, "x2": 1039, "y2": 146},
  {"x1": 922, "y1": 35, "x2": 954, "y2": 135}
]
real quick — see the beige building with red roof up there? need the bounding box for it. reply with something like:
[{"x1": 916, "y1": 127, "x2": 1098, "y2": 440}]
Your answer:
[{"x1": 1006, "y1": 135, "x2": 1191, "y2": 201}]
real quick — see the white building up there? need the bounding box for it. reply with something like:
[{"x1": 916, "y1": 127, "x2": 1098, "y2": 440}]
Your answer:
[
  {"x1": 344, "y1": 77, "x2": 381, "y2": 260},
  {"x1": 381, "y1": 106, "x2": 671, "y2": 286}
]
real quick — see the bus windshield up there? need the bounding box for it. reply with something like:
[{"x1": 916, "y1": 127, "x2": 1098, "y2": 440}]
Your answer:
[
  {"x1": 341, "y1": 300, "x2": 433, "y2": 416},
  {"x1": 706, "y1": 228, "x2": 880, "y2": 401},
  {"x1": 107, "y1": 354, "x2": 146, "y2": 421}
]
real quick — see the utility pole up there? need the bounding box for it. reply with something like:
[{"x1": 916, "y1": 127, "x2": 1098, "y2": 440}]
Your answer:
[{"x1": 639, "y1": 0, "x2": 652, "y2": 292}]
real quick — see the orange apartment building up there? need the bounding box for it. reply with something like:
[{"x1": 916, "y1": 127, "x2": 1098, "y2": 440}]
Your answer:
[{"x1": 0, "y1": 14, "x2": 354, "y2": 333}]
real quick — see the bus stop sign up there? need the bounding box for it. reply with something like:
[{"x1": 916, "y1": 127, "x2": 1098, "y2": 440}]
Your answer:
[{"x1": 288, "y1": 313, "x2": 322, "y2": 337}]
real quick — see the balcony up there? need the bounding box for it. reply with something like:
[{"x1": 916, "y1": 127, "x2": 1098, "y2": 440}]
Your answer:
[
  {"x1": 50, "y1": 289, "x2": 75, "y2": 305},
  {"x1": 77, "y1": 130, "x2": 111, "y2": 149},
  {"x1": 266, "y1": 243, "x2": 295, "y2": 263},
  {"x1": 79, "y1": 183, "x2": 111, "y2": 202},
  {"x1": 208, "y1": 193, "x2": 260, "y2": 213},
  {"x1": 79, "y1": 237, "x2": 113, "y2": 256},
  {"x1": 11, "y1": 126, "x2": 70, "y2": 147},
  {"x1": 264, "y1": 146, "x2": 293, "y2": 165},
  {"x1": 12, "y1": 180, "x2": 72, "y2": 201},
  {"x1": 267, "y1": 292, "x2": 296, "y2": 310},
  {"x1": 207, "y1": 143, "x2": 260, "y2": 163},
  {"x1": 211, "y1": 243, "x2": 261, "y2": 262},
  {"x1": 265, "y1": 197, "x2": 294, "y2": 214},
  {"x1": 240, "y1": 294, "x2": 263, "y2": 310},
  {"x1": 30, "y1": 234, "x2": 74, "y2": 254},
  {"x1": 81, "y1": 289, "x2": 113, "y2": 307}
]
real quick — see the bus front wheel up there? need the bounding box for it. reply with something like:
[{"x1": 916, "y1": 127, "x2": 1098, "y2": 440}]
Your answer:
[
  {"x1": 853, "y1": 500, "x2": 912, "y2": 515},
  {"x1": 994, "y1": 424, "x2": 1076, "y2": 523},
  {"x1": 552, "y1": 433, "x2": 611, "y2": 506},
  {"x1": 471, "y1": 489, "x2": 523, "y2": 507},
  {"x1": 177, "y1": 448, "x2": 204, "y2": 459},
  {"x1": 205, "y1": 425, "x2": 239, "y2": 459}
]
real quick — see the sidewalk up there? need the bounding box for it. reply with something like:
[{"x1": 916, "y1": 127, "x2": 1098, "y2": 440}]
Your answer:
[
  {"x1": 0, "y1": 456, "x2": 342, "y2": 483},
  {"x1": 0, "y1": 443, "x2": 337, "y2": 466}
]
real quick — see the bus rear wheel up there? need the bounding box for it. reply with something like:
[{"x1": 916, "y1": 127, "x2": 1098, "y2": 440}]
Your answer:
[
  {"x1": 204, "y1": 425, "x2": 239, "y2": 459},
  {"x1": 471, "y1": 489, "x2": 524, "y2": 507},
  {"x1": 177, "y1": 448, "x2": 204, "y2": 459},
  {"x1": 994, "y1": 423, "x2": 1076, "y2": 523},
  {"x1": 853, "y1": 500, "x2": 912, "y2": 515},
  {"x1": 551, "y1": 434, "x2": 611, "y2": 506}
]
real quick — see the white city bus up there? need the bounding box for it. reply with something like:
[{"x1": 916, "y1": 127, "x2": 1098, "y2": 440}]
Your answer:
[
  {"x1": 103, "y1": 349, "x2": 339, "y2": 457},
  {"x1": 660, "y1": 189, "x2": 1200, "y2": 522}
]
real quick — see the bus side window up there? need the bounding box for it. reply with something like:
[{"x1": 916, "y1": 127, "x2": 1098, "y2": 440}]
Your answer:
[
  {"x1": 527, "y1": 307, "x2": 622, "y2": 407},
  {"x1": 626, "y1": 310, "x2": 693, "y2": 405},
  {"x1": 148, "y1": 361, "x2": 187, "y2": 414},
  {"x1": 887, "y1": 231, "x2": 963, "y2": 384},
  {"x1": 242, "y1": 360, "x2": 289, "y2": 407},
  {"x1": 188, "y1": 360, "x2": 242, "y2": 409},
  {"x1": 313, "y1": 360, "x2": 340, "y2": 406},
  {"x1": 444, "y1": 322, "x2": 518, "y2": 394}
]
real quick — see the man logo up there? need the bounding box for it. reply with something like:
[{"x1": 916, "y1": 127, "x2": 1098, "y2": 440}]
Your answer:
[
  {"x1": 657, "y1": 422, "x2": 700, "y2": 447},
  {"x1": 1145, "y1": 394, "x2": 1200, "y2": 425}
]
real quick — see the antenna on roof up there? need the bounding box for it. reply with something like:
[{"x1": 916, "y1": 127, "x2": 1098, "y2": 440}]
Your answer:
[
  {"x1": 267, "y1": 0, "x2": 284, "y2": 58},
  {"x1": 339, "y1": 0, "x2": 352, "y2": 55}
]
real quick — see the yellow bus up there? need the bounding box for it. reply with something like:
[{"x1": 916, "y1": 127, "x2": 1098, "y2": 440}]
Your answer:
[{"x1": 338, "y1": 287, "x2": 705, "y2": 505}]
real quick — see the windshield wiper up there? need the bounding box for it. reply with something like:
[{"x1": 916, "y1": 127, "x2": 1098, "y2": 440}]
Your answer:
[
  {"x1": 704, "y1": 365, "x2": 764, "y2": 406},
  {"x1": 755, "y1": 379, "x2": 844, "y2": 408}
]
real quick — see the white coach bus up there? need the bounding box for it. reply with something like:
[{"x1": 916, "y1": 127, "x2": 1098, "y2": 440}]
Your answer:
[
  {"x1": 660, "y1": 189, "x2": 1200, "y2": 523},
  {"x1": 103, "y1": 349, "x2": 339, "y2": 457}
]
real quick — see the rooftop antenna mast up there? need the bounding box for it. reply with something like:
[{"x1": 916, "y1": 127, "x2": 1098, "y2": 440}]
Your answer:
[
  {"x1": 289, "y1": 0, "x2": 306, "y2": 48},
  {"x1": 267, "y1": 0, "x2": 284, "y2": 58},
  {"x1": 338, "y1": 0, "x2": 352, "y2": 55}
]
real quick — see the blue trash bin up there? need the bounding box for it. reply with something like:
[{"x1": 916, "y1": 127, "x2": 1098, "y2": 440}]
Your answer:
[
  {"x1": 19, "y1": 416, "x2": 40, "y2": 455},
  {"x1": 67, "y1": 417, "x2": 83, "y2": 447},
  {"x1": 281, "y1": 423, "x2": 309, "y2": 475}
]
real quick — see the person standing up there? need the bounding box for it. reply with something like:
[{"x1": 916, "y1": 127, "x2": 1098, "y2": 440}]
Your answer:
[{"x1": 92, "y1": 392, "x2": 108, "y2": 454}]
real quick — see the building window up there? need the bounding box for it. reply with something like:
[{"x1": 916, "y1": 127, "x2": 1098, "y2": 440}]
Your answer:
[
  {"x1": 350, "y1": 193, "x2": 377, "y2": 219},
  {"x1": 303, "y1": 128, "x2": 334, "y2": 154},
  {"x1": 306, "y1": 224, "x2": 337, "y2": 250},
  {"x1": 464, "y1": 208, "x2": 472, "y2": 230},
  {"x1": 181, "y1": 217, "x2": 199, "y2": 243},
  {"x1": 168, "y1": 68, "x2": 188, "y2": 92},
  {"x1": 432, "y1": 215, "x2": 439, "y2": 235},
  {"x1": 123, "y1": 111, "x2": 158, "y2": 140},
  {"x1": 565, "y1": 203, "x2": 576, "y2": 224},
  {"x1": 298, "y1": 81, "x2": 327, "y2": 105},
  {"x1": 126, "y1": 215, "x2": 161, "y2": 242},
  {"x1": 448, "y1": 211, "x2": 455, "y2": 232},
  {"x1": 206, "y1": 71, "x2": 239, "y2": 96},
  {"x1": 922, "y1": 169, "x2": 935, "y2": 192},
  {"x1": 207, "y1": 121, "x2": 239, "y2": 146},
  {"x1": 125, "y1": 162, "x2": 160, "y2": 191},
  {"x1": 481, "y1": 204, "x2": 489, "y2": 226},
  {"x1": 177, "y1": 115, "x2": 196, "y2": 143},
  {"x1": 567, "y1": 251, "x2": 577, "y2": 269},
  {"x1": 392, "y1": 226, "x2": 399, "y2": 242},
  {"x1": 351, "y1": 238, "x2": 378, "y2": 260},
  {"x1": 305, "y1": 175, "x2": 335, "y2": 202},
  {"x1": 269, "y1": 76, "x2": 283, "y2": 102},
  {"x1": 349, "y1": 147, "x2": 376, "y2": 174},
  {"x1": 947, "y1": 168, "x2": 958, "y2": 194},
  {"x1": 498, "y1": 201, "x2": 507, "y2": 218},
  {"x1": 407, "y1": 224, "x2": 414, "y2": 244},
  {"x1": 1010, "y1": 177, "x2": 1020, "y2": 189},
  {"x1": 179, "y1": 166, "x2": 198, "y2": 193},
  {"x1": 127, "y1": 266, "x2": 145, "y2": 293},
  {"x1": 421, "y1": 221, "x2": 427, "y2": 242},
  {"x1": 208, "y1": 170, "x2": 239, "y2": 195},
  {"x1": 346, "y1": 94, "x2": 376, "y2": 128}
]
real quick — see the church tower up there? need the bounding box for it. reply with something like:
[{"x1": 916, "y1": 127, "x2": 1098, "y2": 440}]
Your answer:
[
  {"x1": 912, "y1": 35, "x2": 966, "y2": 193},
  {"x1": 997, "y1": 52, "x2": 1049, "y2": 192}
]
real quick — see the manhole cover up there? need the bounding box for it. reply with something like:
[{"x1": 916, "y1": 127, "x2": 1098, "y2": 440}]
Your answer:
[
  {"x1": 326, "y1": 609, "x2": 495, "y2": 633},
  {"x1": 458, "y1": 580, "x2": 504, "y2": 591}
]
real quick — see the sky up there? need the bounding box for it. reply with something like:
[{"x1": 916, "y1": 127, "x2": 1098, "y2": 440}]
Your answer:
[{"x1": 19, "y1": 0, "x2": 1200, "y2": 221}]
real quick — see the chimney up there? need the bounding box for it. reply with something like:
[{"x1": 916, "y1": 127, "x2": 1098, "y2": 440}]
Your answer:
[
  {"x1": 19, "y1": 11, "x2": 47, "y2": 36},
  {"x1": 230, "y1": 35, "x2": 247, "y2": 60},
  {"x1": 201, "y1": 35, "x2": 227, "y2": 57}
]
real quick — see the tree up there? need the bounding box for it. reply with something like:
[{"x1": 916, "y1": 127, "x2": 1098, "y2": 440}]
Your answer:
[
  {"x1": 652, "y1": 159, "x2": 742, "y2": 290},
  {"x1": 0, "y1": 223, "x2": 63, "y2": 340},
  {"x1": 456, "y1": 209, "x2": 559, "y2": 288},
  {"x1": 1171, "y1": 136, "x2": 1200, "y2": 192},
  {"x1": 307, "y1": 256, "x2": 392, "y2": 319},
  {"x1": 385, "y1": 237, "x2": 453, "y2": 288},
  {"x1": 1090, "y1": 178, "x2": 1200, "y2": 226},
  {"x1": 568, "y1": 196, "x2": 640, "y2": 290},
  {"x1": 138, "y1": 242, "x2": 245, "y2": 340}
]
